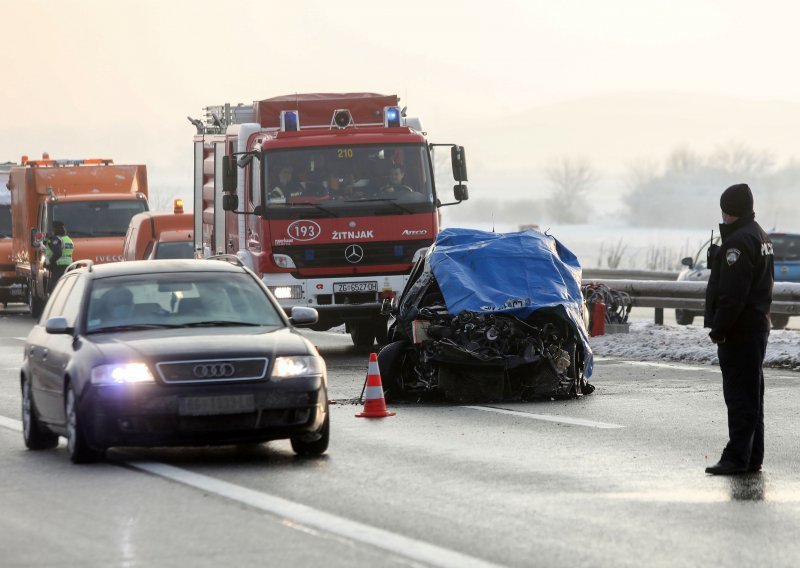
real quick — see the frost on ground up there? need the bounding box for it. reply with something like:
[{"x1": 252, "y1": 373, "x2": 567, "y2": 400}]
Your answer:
[{"x1": 589, "y1": 322, "x2": 800, "y2": 371}]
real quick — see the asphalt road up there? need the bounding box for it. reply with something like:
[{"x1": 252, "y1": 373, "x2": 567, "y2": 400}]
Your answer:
[{"x1": 2, "y1": 302, "x2": 800, "y2": 567}]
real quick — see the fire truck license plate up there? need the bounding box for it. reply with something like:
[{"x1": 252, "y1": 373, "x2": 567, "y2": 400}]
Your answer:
[{"x1": 334, "y1": 281, "x2": 378, "y2": 293}]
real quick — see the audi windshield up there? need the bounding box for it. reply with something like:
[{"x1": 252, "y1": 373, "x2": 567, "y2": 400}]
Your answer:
[{"x1": 85, "y1": 272, "x2": 285, "y2": 334}]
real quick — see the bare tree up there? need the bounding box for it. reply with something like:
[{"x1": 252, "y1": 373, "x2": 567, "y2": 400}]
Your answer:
[
  {"x1": 666, "y1": 145, "x2": 702, "y2": 173},
  {"x1": 709, "y1": 142, "x2": 774, "y2": 178},
  {"x1": 544, "y1": 157, "x2": 597, "y2": 223},
  {"x1": 147, "y1": 187, "x2": 184, "y2": 211}
]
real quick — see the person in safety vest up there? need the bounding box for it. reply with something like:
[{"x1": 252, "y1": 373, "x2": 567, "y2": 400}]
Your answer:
[{"x1": 45, "y1": 220, "x2": 74, "y2": 293}]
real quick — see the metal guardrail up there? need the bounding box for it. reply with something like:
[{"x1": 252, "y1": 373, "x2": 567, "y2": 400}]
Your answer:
[
  {"x1": 582, "y1": 268, "x2": 680, "y2": 281},
  {"x1": 581, "y1": 279, "x2": 800, "y2": 319}
]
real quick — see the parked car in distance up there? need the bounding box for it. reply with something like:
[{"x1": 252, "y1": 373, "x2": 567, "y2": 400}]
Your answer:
[
  {"x1": 675, "y1": 236, "x2": 718, "y2": 326},
  {"x1": 21, "y1": 257, "x2": 328, "y2": 463},
  {"x1": 676, "y1": 231, "x2": 798, "y2": 329}
]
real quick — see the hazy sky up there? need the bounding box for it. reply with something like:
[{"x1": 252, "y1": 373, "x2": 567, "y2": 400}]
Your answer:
[{"x1": 5, "y1": 0, "x2": 800, "y2": 205}]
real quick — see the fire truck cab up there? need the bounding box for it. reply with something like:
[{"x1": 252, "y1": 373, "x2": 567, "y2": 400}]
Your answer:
[{"x1": 190, "y1": 93, "x2": 468, "y2": 347}]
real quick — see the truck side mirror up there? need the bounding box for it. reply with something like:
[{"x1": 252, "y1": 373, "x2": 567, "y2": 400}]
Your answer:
[
  {"x1": 453, "y1": 184, "x2": 469, "y2": 202},
  {"x1": 222, "y1": 157, "x2": 237, "y2": 193},
  {"x1": 450, "y1": 145, "x2": 468, "y2": 183},
  {"x1": 222, "y1": 194, "x2": 239, "y2": 211}
]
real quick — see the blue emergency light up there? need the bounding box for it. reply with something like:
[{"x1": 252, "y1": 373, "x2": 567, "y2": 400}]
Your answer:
[
  {"x1": 280, "y1": 110, "x2": 300, "y2": 132},
  {"x1": 384, "y1": 106, "x2": 401, "y2": 128}
]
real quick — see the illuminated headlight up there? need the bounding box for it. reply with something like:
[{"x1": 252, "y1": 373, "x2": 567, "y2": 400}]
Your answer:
[
  {"x1": 91, "y1": 363, "x2": 154, "y2": 385},
  {"x1": 273, "y1": 254, "x2": 296, "y2": 269},
  {"x1": 271, "y1": 356, "x2": 325, "y2": 380},
  {"x1": 268, "y1": 285, "x2": 303, "y2": 299}
]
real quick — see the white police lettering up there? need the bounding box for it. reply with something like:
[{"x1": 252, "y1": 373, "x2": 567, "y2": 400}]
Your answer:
[
  {"x1": 761, "y1": 242, "x2": 774, "y2": 256},
  {"x1": 725, "y1": 248, "x2": 741, "y2": 266},
  {"x1": 95, "y1": 255, "x2": 123, "y2": 262},
  {"x1": 402, "y1": 229, "x2": 428, "y2": 236},
  {"x1": 331, "y1": 230, "x2": 374, "y2": 240}
]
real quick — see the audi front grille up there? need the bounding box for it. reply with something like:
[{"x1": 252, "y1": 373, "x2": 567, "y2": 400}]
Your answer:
[{"x1": 156, "y1": 358, "x2": 269, "y2": 384}]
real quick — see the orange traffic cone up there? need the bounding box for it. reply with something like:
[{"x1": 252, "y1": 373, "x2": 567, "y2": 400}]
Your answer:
[{"x1": 356, "y1": 353, "x2": 395, "y2": 418}]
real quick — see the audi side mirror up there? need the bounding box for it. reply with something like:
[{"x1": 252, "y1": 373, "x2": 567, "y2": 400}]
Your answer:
[{"x1": 288, "y1": 306, "x2": 318, "y2": 327}]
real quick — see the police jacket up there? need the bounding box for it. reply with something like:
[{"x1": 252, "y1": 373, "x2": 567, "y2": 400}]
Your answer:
[{"x1": 704, "y1": 213, "x2": 773, "y2": 340}]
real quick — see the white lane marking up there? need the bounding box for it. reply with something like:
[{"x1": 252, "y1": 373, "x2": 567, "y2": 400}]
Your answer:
[
  {"x1": 0, "y1": 415, "x2": 499, "y2": 568},
  {"x1": 607, "y1": 360, "x2": 715, "y2": 372},
  {"x1": 0, "y1": 415, "x2": 22, "y2": 432},
  {"x1": 130, "y1": 461, "x2": 502, "y2": 568},
  {"x1": 597, "y1": 358, "x2": 798, "y2": 379},
  {"x1": 462, "y1": 405, "x2": 624, "y2": 429}
]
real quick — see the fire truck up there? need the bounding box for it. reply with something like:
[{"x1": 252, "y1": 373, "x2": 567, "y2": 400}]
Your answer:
[
  {"x1": 7, "y1": 156, "x2": 149, "y2": 316},
  {"x1": 189, "y1": 93, "x2": 468, "y2": 346}
]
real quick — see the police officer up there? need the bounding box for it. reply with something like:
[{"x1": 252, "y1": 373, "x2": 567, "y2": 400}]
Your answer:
[
  {"x1": 704, "y1": 183, "x2": 774, "y2": 475},
  {"x1": 45, "y1": 220, "x2": 74, "y2": 293}
]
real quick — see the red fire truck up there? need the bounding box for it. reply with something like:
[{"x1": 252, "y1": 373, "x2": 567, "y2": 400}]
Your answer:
[{"x1": 189, "y1": 92, "x2": 468, "y2": 346}]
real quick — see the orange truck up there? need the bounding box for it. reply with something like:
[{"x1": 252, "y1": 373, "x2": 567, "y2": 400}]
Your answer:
[
  {"x1": 122, "y1": 199, "x2": 194, "y2": 260},
  {"x1": 1, "y1": 162, "x2": 27, "y2": 308},
  {"x1": 7, "y1": 156, "x2": 149, "y2": 315}
]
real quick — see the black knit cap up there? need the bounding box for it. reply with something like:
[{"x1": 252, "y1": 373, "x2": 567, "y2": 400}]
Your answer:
[{"x1": 720, "y1": 183, "x2": 754, "y2": 217}]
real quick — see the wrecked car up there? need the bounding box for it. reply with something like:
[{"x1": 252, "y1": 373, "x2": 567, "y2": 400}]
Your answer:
[{"x1": 378, "y1": 228, "x2": 594, "y2": 403}]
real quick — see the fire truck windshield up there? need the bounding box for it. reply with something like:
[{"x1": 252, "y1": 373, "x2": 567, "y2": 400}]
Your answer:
[
  {"x1": 261, "y1": 143, "x2": 434, "y2": 217},
  {"x1": 49, "y1": 199, "x2": 148, "y2": 237}
]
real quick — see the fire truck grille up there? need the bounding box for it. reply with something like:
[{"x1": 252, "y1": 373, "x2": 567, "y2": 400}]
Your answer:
[{"x1": 273, "y1": 239, "x2": 430, "y2": 269}]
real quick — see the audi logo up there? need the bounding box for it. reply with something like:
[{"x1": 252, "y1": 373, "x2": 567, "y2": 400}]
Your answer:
[
  {"x1": 345, "y1": 244, "x2": 365, "y2": 264},
  {"x1": 193, "y1": 363, "x2": 236, "y2": 378}
]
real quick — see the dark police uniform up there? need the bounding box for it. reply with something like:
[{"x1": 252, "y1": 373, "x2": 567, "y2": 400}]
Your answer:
[{"x1": 704, "y1": 201, "x2": 773, "y2": 473}]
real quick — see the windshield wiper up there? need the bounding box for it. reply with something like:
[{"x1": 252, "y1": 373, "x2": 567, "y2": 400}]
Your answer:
[
  {"x1": 86, "y1": 323, "x2": 186, "y2": 334},
  {"x1": 180, "y1": 320, "x2": 263, "y2": 327},
  {"x1": 342, "y1": 198, "x2": 413, "y2": 214},
  {"x1": 291, "y1": 201, "x2": 338, "y2": 217}
]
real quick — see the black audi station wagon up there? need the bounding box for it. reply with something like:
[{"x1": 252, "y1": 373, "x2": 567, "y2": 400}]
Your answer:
[{"x1": 20, "y1": 257, "x2": 328, "y2": 463}]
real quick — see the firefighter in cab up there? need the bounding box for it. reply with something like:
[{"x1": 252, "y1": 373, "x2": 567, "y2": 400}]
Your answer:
[{"x1": 45, "y1": 220, "x2": 74, "y2": 292}]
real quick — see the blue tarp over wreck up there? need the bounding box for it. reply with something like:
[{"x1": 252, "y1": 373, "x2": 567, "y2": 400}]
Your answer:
[{"x1": 428, "y1": 227, "x2": 593, "y2": 376}]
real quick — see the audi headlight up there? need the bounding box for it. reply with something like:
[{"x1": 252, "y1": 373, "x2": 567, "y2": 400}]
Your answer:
[
  {"x1": 271, "y1": 356, "x2": 325, "y2": 380},
  {"x1": 91, "y1": 363, "x2": 155, "y2": 385}
]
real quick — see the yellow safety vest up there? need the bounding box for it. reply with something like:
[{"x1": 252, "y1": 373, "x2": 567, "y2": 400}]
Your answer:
[{"x1": 45, "y1": 235, "x2": 74, "y2": 266}]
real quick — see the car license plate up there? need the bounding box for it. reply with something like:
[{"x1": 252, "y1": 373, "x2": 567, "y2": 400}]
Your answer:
[
  {"x1": 178, "y1": 394, "x2": 256, "y2": 416},
  {"x1": 334, "y1": 281, "x2": 377, "y2": 293}
]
